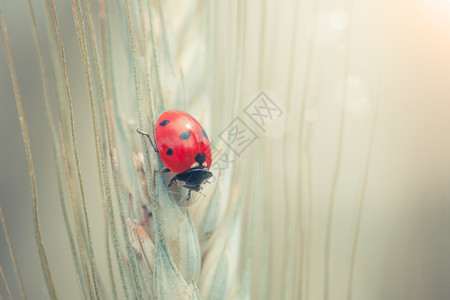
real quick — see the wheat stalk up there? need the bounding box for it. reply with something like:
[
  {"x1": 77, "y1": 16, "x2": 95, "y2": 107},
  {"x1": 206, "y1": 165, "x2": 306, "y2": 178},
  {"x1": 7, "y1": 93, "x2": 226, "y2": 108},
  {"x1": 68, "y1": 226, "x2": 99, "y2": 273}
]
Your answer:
[{"x1": 0, "y1": 10, "x2": 57, "y2": 299}]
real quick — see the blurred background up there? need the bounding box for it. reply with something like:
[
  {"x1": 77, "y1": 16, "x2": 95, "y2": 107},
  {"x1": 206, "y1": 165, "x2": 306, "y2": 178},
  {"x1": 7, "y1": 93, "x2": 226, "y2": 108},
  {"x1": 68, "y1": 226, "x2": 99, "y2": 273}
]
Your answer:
[{"x1": 1, "y1": 0, "x2": 450, "y2": 299}]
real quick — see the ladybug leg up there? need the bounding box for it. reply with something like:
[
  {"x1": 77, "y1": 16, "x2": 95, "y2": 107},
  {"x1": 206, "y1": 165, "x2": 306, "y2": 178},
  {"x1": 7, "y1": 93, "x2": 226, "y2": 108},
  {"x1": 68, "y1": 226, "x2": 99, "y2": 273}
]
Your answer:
[
  {"x1": 136, "y1": 129, "x2": 158, "y2": 152},
  {"x1": 155, "y1": 167, "x2": 171, "y2": 174},
  {"x1": 168, "y1": 176, "x2": 178, "y2": 187},
  {"x1": 186, "y1": 190, "x2": 192, "y2": 202}
]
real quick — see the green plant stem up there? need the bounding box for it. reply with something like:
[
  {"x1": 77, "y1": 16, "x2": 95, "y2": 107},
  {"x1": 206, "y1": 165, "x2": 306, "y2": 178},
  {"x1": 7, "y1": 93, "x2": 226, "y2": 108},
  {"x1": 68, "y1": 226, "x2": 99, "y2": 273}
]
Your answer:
[
  {"x1": 105, "y1": 210, "x2": 119, "y2": 300},
  {"x1": 323, "y1": 1, "x2": 354, "y2": 298},
  {"x1": 347, "y1": 87, "x2": 380, "y2": 300},
  {"x1": 282, "y1": 0, "x2": 303, "y2": 298},
  {"x1": 59, "y1": 125, "x2": 93, "y2": 299},
  {"x1": 49, "y1": 1, "x2": 96, "y2": 297},
  {"x1": 146, "y1": 0, "x2": 164, "y2": 105},
  {"x1": 0, "y1": 263, "x2": 12, "y2": 300},
  {"x1": 0, "y1": 204, "x2": 27, "y2": 300},
  {"x1": 137, "y1": 0, "x2": 157, "y2": 123},
  {"x1": 0, "y1": 13, "x2": 58, "y2": 300},
  {"x1": 28, "y1": 0, "x2": 86, "y2": 296},
  {"x1": 41, "y1": 0, "x2": 86, "y2": 294},
  {"x1": 86, "y1": 0, "x2": 142, "y2": 297}
]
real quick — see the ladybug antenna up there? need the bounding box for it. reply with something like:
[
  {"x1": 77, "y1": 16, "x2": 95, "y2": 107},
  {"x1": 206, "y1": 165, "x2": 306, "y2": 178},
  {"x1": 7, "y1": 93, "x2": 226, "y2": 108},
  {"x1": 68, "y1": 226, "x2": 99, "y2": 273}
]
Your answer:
[{"x1": 136, "y1": 129, "x2": 158, "y2": 152}]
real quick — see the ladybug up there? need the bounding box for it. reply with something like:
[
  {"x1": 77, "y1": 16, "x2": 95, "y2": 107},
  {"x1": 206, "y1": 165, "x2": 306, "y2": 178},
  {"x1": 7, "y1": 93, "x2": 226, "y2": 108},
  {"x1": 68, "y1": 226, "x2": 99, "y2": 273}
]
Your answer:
[{"x1": 138, "y1": 111, "x2": 213, "y2": 198}]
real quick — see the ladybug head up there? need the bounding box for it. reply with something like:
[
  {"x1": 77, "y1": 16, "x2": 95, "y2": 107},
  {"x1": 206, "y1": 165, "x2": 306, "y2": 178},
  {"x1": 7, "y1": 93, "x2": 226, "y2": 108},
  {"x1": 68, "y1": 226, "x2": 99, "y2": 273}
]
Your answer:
[{"x1": 174, "y1": 167, "x2": 213, "y2": 192}]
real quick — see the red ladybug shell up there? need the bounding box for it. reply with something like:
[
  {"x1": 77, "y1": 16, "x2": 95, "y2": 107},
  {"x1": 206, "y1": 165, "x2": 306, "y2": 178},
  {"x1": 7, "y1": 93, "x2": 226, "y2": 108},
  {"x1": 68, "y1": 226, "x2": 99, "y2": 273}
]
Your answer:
[{"x1": 155, "y1": 111, "x2": 212, "y2": 174}]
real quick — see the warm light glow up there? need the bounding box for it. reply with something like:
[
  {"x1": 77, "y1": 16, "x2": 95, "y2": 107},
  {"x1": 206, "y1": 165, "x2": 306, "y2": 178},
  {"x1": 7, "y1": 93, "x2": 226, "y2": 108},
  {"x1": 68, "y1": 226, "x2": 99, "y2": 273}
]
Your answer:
[{"x1": 412, "y1": 0, "x2": 450, "y2": 30}]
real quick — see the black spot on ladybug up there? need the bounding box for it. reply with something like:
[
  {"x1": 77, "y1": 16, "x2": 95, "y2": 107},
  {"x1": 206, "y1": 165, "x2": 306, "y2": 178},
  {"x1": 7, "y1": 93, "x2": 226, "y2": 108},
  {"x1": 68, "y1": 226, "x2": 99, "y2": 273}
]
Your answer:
[
  {"x1": 160, "y1": 120, "x2": 170, "y2": 126},
  {"x1": 166, "y1": 148, "x2": 173, "y2": 156},
  {"x1": 202, "y1": 129, "x2": 208, "y2": 139},
  {"x1": 179, "y1": 131, "x2": 191, "y2": 140},
  {"x1": 195, "y1": 153, "x2": 206, "y2": 164}
]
